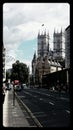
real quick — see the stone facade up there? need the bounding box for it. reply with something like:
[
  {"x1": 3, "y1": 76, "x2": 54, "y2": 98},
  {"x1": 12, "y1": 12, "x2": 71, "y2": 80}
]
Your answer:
[
  {"x1": 3, "y1": 44, "x2": 6, "y2": 81},
  {"x1": 32, "y1": 54, "x2": 62, "y2": 86},
  {"x1": 53, "y1": 29, "x2": 65, "y2": 61},
  {"x1": 65, "y1": 25, "x2": 70, "y2": 68},
  {"x1": 37, "y1": 30, "x2": 49, "y2": 57},
  {"x1": 32, "y1": 30, "x2": 62, "y2": 86}
]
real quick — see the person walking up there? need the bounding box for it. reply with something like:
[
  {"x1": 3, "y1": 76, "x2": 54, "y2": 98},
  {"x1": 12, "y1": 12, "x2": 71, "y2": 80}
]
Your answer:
[{"x1": 2, "y1": 85, "x2": 6, "y2": 104}]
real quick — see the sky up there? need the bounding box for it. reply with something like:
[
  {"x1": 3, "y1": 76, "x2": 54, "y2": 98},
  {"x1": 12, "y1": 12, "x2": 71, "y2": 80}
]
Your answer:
[{"x1": 3, "y1": 3, "x2": 70, "y2": 73}]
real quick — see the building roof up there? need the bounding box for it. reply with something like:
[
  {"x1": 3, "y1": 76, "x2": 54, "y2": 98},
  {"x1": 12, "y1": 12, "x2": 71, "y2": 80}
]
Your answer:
[
  {"x1": 48, "y1": 60, "x2": 61, "y2": 67},
  {"x1": 65, "y1": 25, "x2": 70, "y2": 31}
]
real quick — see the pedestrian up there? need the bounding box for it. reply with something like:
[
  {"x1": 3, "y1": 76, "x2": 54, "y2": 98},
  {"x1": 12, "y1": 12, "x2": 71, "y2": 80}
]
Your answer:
[
  {"x1": 2, "y1": 85, "x2": 6, "y2": 104},
  {"x1": 52, "y1": 86, "x2": 55, "y2": 91}
]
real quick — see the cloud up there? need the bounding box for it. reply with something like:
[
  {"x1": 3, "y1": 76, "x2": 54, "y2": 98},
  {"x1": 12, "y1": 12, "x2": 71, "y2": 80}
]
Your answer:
[
  {"x1": 3, "y1": 3, "x2": 70, "y2": 71},
  {"x1": 3, "y1": 3, "x2": 69, "y2": 28}
]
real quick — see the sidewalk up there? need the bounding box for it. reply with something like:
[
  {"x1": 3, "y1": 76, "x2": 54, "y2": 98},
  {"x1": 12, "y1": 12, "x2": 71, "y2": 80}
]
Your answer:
[{"x1": 3, "y1": 88, "x2": 36, "y2": 127}]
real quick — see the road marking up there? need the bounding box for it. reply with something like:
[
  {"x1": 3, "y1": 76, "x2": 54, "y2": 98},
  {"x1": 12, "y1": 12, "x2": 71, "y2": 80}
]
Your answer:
[
  {"x1": 60, "y1": 97, "x2": 69, "y2": 101},
  {"x1": 15, "y1": 93, "x2": 43, "y2": 127},
  {"x1": 35, "y1": 114, "x2": 47, "y2": 117},
  {"x1": 65, "y1": 110, "x2": 70, "y2": 114},
  {"x1": 33, "y1": 111, "x2": 45, "y2": 115},
  {"x1": 18, "y1": 96, "x2": 25, "y2": 98},
  {"x1": 49, "y1": 102, "x2": 54, "y2": 105},
  {"x1": 39, "y1": 98, "x2": 43, "y2": 100},
  {"x1": 27, "y1": 90, "x2": 51, "y2": 97},
  {"x1": 33, "y1": 95, "x2": 37, "y2": 98}
]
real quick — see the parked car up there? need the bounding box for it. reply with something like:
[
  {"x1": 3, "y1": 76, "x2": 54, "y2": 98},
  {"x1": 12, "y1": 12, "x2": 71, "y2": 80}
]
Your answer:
[
  {"x1": 21, "y1": 84, "x2": 28, "y2": 89},
  {"x1": 14, "y1": 85, "x2": 22, "y2": 91}
]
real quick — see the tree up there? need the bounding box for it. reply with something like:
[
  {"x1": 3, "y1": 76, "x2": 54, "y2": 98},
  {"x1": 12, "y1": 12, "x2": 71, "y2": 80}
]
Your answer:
[
  {"x1": 6, "y1": 71, "x2": 11, "y2": 81},
  {"x1": 11, "y1": 60, "x2": 29, "y2": 84}
]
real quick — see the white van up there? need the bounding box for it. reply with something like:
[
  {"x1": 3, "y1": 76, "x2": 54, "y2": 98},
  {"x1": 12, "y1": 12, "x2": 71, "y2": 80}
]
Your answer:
[{"x1": 21, "y1": 84, "x2": 28, "y2": 89}]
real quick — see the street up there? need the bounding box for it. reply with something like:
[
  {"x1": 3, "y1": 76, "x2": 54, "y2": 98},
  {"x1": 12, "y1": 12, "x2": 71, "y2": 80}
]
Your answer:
[{"x1": 16, "y1": 88, "x2": 70, "y2": 127}]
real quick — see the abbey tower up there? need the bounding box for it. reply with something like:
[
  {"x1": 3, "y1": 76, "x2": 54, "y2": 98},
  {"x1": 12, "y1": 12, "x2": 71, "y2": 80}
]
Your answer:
[{"x1": 37, "y1": 30, "x2": 49, "y2": 58}]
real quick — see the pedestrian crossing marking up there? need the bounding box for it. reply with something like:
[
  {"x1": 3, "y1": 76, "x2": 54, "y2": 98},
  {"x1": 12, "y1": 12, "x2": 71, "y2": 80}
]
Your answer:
[{"x1": 49, "y1": 102, "x2": 54, "y2": 105}]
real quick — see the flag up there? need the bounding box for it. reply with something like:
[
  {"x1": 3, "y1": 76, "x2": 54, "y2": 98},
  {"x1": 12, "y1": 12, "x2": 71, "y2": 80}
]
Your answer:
[{"x1": 42, "y1": 24, "x2": 44, "y2": 26}]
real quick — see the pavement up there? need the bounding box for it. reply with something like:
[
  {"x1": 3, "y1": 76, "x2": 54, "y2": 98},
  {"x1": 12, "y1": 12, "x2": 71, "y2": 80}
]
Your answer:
[{"x1": 3, "y1": 88, "x2": 37, "y2": 127}]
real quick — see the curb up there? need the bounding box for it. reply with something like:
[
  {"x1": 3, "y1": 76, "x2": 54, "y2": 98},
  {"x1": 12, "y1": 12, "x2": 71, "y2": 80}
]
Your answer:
[{"x1": 15, "y1": 92, "x2": 43, "y2": 127}]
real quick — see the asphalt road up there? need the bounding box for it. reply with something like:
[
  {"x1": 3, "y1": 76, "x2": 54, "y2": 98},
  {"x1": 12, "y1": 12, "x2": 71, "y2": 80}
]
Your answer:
[{"x1": 16, "y1": 88, "x2": 70, "y2": 127}]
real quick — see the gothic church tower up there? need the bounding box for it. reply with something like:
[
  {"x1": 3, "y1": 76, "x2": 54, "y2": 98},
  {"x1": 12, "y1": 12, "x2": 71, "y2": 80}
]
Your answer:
[
  {"x1": 53, "y1": 28, "x2": 65, "y2": 61},
  {"x1": 37, "y1": 29, "x2": 49, "y2": 58}
]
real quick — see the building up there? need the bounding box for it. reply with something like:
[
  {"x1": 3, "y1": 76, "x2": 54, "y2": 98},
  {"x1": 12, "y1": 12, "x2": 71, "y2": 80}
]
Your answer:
[
  {"x1": 64, "y1": 25, "x2": 70, "y2": 88},
  {"x1": 53, "y1": 29, "x2": 65, "y2": 62},
  {"x1": 32, "y1": 54, "x2": 62, "y2": 86},
  {"x1": 37, "y1": 30, "x2": 49, "y2": 57},
  {"x1": 65, "y1": 25, "x2": 70, "y2": 68},
  {"x1": 32, "y1": 29, "x2": 62, "y2": 86},
  {"x1": 3, "y1": 44, "x2": 6, "y2": 82}
]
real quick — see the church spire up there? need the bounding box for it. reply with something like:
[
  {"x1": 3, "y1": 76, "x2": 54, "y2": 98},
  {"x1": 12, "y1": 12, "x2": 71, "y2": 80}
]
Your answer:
[
  {"x1": 61, "y1": 27, "x2": 62, "y2": 34},
  {"x1": 38, "y1": 30, "x2": 40, "y2": 37},
  {"x1": 54, "y1": 28, "x2": 55, "y2": 36},
  {"x1": 33, "y1": 51, "x2": 36, "y2": 60},
  {"x1": 54, "y1": 28, "x2": 55, "y2": 34},
  {"x1": 44, "y1": 28, "x2": 46, "y2": 35},
  {"x1": 47, "y1": 30, "x2": 49, "y2": 36}
]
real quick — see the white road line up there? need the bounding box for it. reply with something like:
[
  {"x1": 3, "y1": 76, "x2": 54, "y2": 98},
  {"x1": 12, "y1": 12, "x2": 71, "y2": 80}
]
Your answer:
[
  {"x1": 27, "y1": 90, "x2": 51, "y2": 97},
  {"x1": 49, "y1": 102, "x2": 54, "y2": 105},
  {"x1": 33, "y1": 95, "x2": 37, "y2": 98},
  {"x1": 18, "y1": 96, "x2": 25, "y2": 98},
  {"x1": 60, "y1": 97, "x2": 69, "y2": 101},
  {"x1": 39, "y1": 98, "x2": 43, "y2": 100},
  {"x1": 35, "y1": 114, "x2": 47, "y2": 117},
  {"x1": 33, "y1": 111, "x2": 45, "y2": 114},
  {"x1": 65, "y1": 110, "x2": 70, "y2": 114}
]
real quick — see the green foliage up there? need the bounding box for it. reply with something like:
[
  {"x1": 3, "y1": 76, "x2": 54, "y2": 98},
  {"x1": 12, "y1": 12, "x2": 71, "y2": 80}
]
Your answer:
[
  {"x1": 11, "y1": 60, "x2": 29, "y2": 83},
  {"x1": 6, "y1": 71, "x2": 11, "y2": 80}
]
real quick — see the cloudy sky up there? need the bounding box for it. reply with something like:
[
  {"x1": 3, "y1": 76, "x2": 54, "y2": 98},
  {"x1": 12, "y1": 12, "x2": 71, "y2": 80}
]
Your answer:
[{"x1": 3, "y1": 3, "x2": 70, "y2": 73}]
